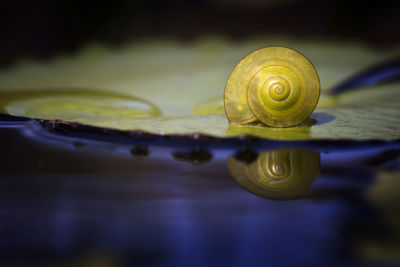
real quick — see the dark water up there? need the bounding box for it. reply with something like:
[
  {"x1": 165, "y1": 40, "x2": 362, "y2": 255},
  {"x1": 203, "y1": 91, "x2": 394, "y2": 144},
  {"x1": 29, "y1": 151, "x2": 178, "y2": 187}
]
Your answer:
[{"x1": 1, "y1": 116, "x2": 400, "y2": 266}]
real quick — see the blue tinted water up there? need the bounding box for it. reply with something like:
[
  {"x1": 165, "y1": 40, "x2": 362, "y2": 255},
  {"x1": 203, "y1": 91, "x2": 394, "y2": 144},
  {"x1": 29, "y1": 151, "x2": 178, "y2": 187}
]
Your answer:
[{"x1": 0, "y1": 116, "x2": 399, "y2": 266}]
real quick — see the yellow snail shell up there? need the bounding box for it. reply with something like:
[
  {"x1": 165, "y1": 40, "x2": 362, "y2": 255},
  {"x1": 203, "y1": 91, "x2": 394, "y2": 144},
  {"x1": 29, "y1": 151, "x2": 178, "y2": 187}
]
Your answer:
[{"x1": 224, "y1": 47, "x2": 320, "y2": 127}]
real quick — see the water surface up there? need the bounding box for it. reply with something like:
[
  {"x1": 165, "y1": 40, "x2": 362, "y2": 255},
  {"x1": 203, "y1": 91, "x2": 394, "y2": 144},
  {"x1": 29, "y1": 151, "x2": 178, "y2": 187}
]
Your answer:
[{"x1": 0, "y1": 116, "x2": 399, "y2": 266}]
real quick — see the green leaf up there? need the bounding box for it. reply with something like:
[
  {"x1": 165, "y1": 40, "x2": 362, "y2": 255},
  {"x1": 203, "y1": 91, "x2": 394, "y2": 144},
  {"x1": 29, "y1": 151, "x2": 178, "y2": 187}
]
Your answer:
[{"x1": 0, "y1": 38, "x2": 399, "y2": 140}]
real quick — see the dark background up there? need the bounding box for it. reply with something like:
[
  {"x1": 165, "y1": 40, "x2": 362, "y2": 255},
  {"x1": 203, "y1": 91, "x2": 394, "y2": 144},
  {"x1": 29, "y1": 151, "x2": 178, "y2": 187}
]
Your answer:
[{"x1": 0, "y1": 0, "x2": 399, "y2": 67}]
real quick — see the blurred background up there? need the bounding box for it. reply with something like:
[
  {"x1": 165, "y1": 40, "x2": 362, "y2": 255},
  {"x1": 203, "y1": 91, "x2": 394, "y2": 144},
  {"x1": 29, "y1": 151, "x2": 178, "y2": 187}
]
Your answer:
[{"x1": 1, "y1": 0, "x2": 399, "y2": 67}]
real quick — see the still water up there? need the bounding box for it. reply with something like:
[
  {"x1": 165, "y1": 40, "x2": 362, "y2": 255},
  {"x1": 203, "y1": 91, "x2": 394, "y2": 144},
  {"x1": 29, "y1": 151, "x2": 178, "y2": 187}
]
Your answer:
[{"x1": 1, "y1": 115, "x2": 399, "y2": 266}]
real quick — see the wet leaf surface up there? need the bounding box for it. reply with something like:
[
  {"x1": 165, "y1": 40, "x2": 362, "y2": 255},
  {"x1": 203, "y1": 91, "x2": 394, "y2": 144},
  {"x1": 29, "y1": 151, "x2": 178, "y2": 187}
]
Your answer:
[{"x1": 0, "y1": 38, "x2": 399, "y2": 140}]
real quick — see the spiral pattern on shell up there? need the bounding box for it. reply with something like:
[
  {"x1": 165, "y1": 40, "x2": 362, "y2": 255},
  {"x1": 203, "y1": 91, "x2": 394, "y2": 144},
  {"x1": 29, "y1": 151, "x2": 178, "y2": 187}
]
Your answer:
[
  {"x1": 250, "y1": 65, "x2": 301, "y2": 112},
  {"x1": 224, "y1": 47, "x2": 320, "y2": 127}
]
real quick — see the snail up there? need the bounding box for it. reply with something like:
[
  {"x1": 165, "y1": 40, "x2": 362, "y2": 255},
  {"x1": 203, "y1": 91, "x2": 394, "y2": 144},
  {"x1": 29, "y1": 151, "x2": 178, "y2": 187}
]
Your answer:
[
  {"x1": 227, "y1": 148, "x2": 320, "y2": 200},
  {"x1": 224, "y1": 47, "x2": 320, "y2": 127}
]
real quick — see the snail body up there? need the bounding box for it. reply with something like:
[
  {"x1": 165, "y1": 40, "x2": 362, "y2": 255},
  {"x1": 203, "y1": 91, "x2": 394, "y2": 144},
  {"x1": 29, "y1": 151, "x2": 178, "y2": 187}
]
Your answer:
[{"x1": 224, "y1": 47, "x2": 320, "y2": 127}]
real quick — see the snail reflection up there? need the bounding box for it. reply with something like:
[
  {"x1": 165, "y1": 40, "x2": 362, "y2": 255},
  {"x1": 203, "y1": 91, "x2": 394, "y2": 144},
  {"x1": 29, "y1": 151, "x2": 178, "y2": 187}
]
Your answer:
[{"x1": 228, "y1": 148, "x2": 320, "y2": 200}]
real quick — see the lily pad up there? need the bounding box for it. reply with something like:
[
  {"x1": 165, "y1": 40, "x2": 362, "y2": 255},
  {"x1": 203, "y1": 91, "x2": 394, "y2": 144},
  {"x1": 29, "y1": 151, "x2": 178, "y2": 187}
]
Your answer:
[{"x1": 0, "y1": 38, "x2": 399, "y2": 140}]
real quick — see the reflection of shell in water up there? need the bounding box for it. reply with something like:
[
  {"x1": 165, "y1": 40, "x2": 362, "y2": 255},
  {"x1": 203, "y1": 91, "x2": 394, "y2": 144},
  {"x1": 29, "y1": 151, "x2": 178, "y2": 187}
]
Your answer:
[
  {"x1": 224, "y1": 47, "x2": 320, "y2": 127},
  {"x1": 227, "y1": 148, "x2": 320, "y2": 200}
]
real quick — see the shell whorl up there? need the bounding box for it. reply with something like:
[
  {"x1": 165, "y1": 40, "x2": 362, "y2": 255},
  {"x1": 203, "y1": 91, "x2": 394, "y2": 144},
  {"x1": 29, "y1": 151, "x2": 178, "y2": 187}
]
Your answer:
[
  {"x1": 250, "y1": 65, "x2": 301, "y2": 111},
  {"x1": 224, "y1": 47, "x2": 320, "y2": 127}
]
